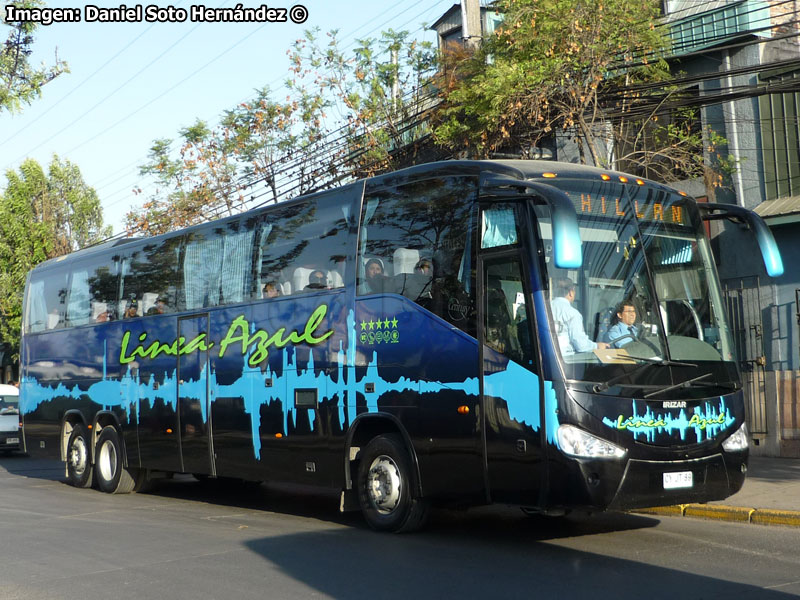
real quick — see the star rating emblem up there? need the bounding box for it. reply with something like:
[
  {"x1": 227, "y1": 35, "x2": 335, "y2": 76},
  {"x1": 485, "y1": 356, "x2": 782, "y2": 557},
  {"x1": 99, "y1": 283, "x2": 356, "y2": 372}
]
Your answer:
[{"x1": 358, "y1": 316, "x2": 399, "y2": 342}]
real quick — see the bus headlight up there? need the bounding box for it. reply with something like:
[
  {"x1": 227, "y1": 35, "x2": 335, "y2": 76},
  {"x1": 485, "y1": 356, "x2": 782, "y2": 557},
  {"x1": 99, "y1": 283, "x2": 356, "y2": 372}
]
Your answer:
[
  {"x1": 556, "y1": 424, "x2": 626, "y2": 459},
  {"x1": 722, "y1": 423, "x2": 749, "y2": 452}
]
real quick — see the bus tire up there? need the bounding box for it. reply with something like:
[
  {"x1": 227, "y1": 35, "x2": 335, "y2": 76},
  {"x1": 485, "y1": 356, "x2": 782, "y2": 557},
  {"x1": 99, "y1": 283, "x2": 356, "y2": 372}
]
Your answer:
[
  {"x1": 357, "y1": 434, "x2": 428, "y2": 533},
  {"x1": 95, "y1": 427, "x2": 136, "y2": 494},
  {"x1": 66, "y1": 423, "x2": 93, "y2": 488}
]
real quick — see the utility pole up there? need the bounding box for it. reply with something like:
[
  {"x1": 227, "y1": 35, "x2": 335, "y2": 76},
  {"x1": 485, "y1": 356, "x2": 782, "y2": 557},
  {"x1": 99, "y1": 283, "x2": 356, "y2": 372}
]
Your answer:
[{"x1": 461, "y1": 0, "x2": 482, "y2": 51}]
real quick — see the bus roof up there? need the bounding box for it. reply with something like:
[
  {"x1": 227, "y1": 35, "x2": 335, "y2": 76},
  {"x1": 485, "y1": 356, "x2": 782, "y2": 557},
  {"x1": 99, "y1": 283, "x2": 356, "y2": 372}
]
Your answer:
[{"x1": 31, "y1": 160, "x2": 682, "y2": 273}]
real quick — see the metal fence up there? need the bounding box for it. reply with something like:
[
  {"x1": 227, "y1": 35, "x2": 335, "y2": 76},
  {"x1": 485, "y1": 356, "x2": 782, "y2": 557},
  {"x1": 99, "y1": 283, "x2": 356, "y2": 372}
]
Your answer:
[{"x1": 723, "y1": 276, "x2": 768, "y2": 435}]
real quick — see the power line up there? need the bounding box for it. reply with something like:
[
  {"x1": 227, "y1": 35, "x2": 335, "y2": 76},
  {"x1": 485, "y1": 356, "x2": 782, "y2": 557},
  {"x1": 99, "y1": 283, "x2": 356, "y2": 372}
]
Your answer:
[{"x1": 93, "y1": 0, "x2": 446, "y2": 230}]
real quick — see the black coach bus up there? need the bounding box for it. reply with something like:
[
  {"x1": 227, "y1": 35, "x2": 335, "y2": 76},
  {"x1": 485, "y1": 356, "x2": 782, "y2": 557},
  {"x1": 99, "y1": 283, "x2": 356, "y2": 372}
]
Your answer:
[{"x1": 20, "y1": 160, "x2": 783, "y2": 531}]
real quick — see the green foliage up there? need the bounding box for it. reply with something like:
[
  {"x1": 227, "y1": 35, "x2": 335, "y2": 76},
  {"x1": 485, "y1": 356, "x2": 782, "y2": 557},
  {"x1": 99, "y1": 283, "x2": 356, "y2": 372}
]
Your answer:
[
  {"x1": 129, "y1": 28, "x2": 437, "y2": 234},
  {"x1": 288, "y1": 27, "x2": 437, "y2": 176},
  {"x1": 434, "y1": 0, "x2": 671, "y2": 164},
  {"x1": 0, "y1": 156, "x2": 110, "y2": 355},
  {"x1": 1, "y1": 0, "x2": 68, "y2": 113}
]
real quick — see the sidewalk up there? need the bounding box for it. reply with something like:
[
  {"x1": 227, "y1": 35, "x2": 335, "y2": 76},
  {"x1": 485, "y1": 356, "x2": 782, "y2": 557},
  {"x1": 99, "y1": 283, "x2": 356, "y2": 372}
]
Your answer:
[{"x1": 636, "y1": 456, "x2": 800, "y2": 527}]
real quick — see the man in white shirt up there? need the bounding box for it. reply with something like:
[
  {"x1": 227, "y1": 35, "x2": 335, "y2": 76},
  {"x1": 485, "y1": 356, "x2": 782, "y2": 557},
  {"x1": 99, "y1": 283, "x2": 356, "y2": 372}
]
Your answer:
[{"x1": 551, "y1": 278, "x2": 608, "y2": 355}]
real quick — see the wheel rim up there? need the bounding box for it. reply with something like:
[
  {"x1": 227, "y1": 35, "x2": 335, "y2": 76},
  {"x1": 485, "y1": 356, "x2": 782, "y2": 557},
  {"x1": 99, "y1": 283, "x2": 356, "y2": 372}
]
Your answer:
[
  {"x1": 366, "y1": 454, "x2": 402, "y2": 514},
  {"x1": 69, "y1": 435, "x2": 88, "y2": 477},
  {"x1": 98, "y1": 439, "x2": 117, "y2": 482}
]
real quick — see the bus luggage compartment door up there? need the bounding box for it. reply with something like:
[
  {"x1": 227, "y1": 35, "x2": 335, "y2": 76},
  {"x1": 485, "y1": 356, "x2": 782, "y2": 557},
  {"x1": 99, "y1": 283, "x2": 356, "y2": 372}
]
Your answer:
[{"x1": 177, "y1": 314, "x2": 215, "y2": 476}]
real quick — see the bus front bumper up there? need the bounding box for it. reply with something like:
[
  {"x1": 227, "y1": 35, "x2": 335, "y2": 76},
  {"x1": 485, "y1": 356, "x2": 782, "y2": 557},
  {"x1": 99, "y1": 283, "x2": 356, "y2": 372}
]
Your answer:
[{"x1": 603, "y1": 453, "x2": 747, "y2": 511}]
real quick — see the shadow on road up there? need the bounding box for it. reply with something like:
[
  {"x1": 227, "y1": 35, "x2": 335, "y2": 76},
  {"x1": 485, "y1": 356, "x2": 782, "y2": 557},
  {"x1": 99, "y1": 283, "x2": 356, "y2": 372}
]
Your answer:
[
  {"x1": 242, "y1": 526, "x2": 798, "y2": 600},
  {"x1": 0, "y1": 455, "x2": 63, "y2": 480},
  {"x1": 138, "y1": 472, "x2": 670, "y2": 541},
  {"x1": 1, "y1": 455, "x2": 663, "y2": 539}
]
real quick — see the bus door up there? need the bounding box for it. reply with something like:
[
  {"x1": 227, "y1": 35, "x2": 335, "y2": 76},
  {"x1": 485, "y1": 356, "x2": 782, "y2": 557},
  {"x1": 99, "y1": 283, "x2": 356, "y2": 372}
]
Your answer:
[
  {"x1": 479, "y1": 251, "x2": 545, "y2": 505},
  {"x1": 177, "y1": 314, "x2": 216, "y2": 476}
]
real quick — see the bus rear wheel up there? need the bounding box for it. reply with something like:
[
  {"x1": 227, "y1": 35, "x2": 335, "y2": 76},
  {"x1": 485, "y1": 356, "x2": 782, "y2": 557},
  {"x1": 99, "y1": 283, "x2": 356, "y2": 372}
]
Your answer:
[
  {"x1": 357, "y1": 434, "x2": 428, "y2": 533},
  {"x1": 66, "y1": 423, "x2": 93, "y2": 488},
  {"x1": 95, "y1": 427, "x2": 137, "y2": 494}
]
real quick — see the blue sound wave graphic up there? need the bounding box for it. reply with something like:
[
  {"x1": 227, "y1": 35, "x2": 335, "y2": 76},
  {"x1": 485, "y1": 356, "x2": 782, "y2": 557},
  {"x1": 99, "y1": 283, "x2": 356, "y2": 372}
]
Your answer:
[
  {"x1": 602, "y1": 397, "x2": 735, "y2": 443},
  {"x1": 21, "y1": 309, "x2": 555, "y2": 461}
]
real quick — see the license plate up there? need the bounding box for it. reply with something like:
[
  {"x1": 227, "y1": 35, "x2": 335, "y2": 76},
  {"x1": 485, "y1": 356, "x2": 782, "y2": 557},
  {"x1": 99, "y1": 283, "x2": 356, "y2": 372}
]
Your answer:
[
  {"x1": 5, "y1": 437, "x2": 18, "y2": 445},
  {"x1": 663, "y1": 471, "x2": 693, "y2": 490}
]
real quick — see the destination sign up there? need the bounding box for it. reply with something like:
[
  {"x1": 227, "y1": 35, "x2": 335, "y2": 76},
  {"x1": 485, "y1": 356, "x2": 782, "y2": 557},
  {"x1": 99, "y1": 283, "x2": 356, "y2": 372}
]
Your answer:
[{"x1": 561, "y1": 189, "x2": 688, "y2": 226}]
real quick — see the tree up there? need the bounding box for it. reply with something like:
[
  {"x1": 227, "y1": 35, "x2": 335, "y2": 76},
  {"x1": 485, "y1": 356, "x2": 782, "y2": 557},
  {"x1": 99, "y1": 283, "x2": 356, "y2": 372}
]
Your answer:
[
  {"x1": 218, "y1": 87, "x2": 324, "y2": 203},
  {"x1": 0, "y1": 156, "x2": 110, "y2": 355},
  {"x1": 433, "y1": 0, "x2": 727, "y2": 186},
  {"x1": 1, "y1": 0, "x2": 68, "y2": 113},
  {"x1": 287, "y1": 27, "x2": 437, "y2": 178},
  {"x1": 128, "y1": 29, "x2": 437, "y2": 235},
  {"x1": 126, "y1": 137, "x2": 208, "y2": 235}
]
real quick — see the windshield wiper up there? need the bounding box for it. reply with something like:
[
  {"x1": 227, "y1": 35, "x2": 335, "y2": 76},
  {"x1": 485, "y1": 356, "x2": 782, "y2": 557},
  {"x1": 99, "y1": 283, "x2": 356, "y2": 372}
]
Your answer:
[
  {"x1": 689, "y1": 380, "x2": 738, "y2": 391},
  {"x1": 643, "y1": 373, "x2": 713, "y2": 399},
  {"x1": 592, "y1": 358, "x2": 697, "y2": 393}
]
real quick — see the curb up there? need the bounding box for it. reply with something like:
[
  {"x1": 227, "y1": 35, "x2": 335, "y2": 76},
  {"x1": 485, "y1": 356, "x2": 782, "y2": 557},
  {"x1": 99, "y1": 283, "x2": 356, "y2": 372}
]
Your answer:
[{"x1": 634, "y1": 504, "x2": 800, "y2": 528}]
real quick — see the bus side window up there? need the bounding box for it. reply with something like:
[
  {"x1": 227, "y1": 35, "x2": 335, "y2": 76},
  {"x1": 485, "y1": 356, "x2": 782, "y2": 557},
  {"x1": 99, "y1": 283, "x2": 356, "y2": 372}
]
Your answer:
[
  {"x1": 29, "y1": 270, "x2": 68, "y2": 331},
  {"x1": 66, "y1": 268, "x2": 91, "y2": 327},
  {"x1": 358, "y1": 177, "x2": 478, "y2": 336},
  {"x1": 62, "y1": 255, "x2": 122, "y2": 328},
  {"x1": 256, "y1": 190, "x2": 355, "y2": 299},
  {"x1": 23, "y1": 269, "x2": 69, "y2": 332},
  {"x1": 484, "y1": 259, "x2": 532, "y2": 368},
  {"x1": 121, "y1": 236, "x2": 183, "y2": 315}
]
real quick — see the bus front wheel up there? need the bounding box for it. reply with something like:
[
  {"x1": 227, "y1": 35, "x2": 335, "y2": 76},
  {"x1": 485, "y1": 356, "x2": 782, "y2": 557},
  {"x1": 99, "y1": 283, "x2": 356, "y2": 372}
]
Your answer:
[
  {"x1": 95, "y1": 427, "x2": 137, "y2": 494},
  {"x1": 66, "y1": 423, "x2": 93, "y2": 489},
  {"x1": 357, "y1": 434, "x2": 428, "y2": 533}
]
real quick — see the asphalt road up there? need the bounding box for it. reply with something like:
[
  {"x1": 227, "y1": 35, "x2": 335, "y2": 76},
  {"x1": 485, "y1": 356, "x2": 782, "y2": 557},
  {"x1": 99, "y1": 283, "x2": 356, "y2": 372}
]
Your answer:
[{"x1": 1, "y1": 455, "x2": 799, "y2": 600}]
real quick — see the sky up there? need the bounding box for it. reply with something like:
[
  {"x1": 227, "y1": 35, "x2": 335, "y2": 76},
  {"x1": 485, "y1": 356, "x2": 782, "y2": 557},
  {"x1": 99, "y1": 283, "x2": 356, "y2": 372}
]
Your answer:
[{"x1": 0, "y1": 0, "x2": 453, "y2": 235}]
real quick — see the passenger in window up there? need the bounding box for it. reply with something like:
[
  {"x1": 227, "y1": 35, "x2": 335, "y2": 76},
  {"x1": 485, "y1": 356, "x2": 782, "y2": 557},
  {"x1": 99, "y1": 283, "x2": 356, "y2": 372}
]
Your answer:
[
  {"x1": 305, "y1": 270, "x2": 328, "y2": 291},
  {"x1": 361, "y1": 258, "x2": 387, "y2": 294},
  {"x1": 414, "y1": 259, "x2": 433, "y2": 277},
  {"x1": 95, "y1": 307, "x2": 116, "y2": 323},
  {"x1": 123, "y1": 297, "x2": 139, "y2": 319},
  {"x1": 605, "y1": 301, "x2": 638, "y2": 348},
  {"x1": 146, "y1": 296, "x2": 169, "y2": 316},
  {"x1": 263, "y1": 281, "x2": 282, "y2": 298},
  {"x1": 413, "y1": 258, "x2": 434, "y2": 300},
  {"x1": 551, "y1": 278, "x2": 608, "y2": 355}
]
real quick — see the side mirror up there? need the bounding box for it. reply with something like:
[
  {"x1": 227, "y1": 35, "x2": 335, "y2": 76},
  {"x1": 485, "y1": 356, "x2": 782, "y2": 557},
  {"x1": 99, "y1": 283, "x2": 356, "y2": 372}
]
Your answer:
[{"x1": 699, "y1": 203, "x2": 784, "y2": 277}]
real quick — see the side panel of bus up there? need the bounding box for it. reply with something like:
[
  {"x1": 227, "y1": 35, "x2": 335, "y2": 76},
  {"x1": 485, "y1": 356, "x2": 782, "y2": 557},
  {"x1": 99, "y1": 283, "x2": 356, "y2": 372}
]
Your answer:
[{"x1": 22, "y1": 322, "x2": 139, "y2": 465}]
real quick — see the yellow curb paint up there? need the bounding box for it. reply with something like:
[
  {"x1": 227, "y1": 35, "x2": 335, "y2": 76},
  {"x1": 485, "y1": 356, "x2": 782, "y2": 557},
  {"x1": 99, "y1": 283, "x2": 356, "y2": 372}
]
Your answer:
[
  {"x1": 750, "y1": 509, "x2": 800, "y2": 528},
  {"x1": 634, "y1": 505, "x2": 685, "y2": 516},
  {"x1": 633, "y1": 504, "x2": 800, "y2": 528},
  {"x1": 683, "y1": 504, "x2": 752, "y2": 522}
]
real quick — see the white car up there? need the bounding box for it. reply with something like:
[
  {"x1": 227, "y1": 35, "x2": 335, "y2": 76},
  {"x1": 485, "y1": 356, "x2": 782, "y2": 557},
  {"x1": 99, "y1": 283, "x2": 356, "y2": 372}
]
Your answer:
[{"x1": 0, "y1": 384, "x2": 21, "y2": 454}]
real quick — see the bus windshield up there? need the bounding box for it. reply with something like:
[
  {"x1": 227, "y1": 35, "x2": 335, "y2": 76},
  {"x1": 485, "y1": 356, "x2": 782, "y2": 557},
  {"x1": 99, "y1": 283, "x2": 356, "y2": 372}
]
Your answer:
[{"x1": 535, "y1": 178, "x2": 736, "y2": 389}]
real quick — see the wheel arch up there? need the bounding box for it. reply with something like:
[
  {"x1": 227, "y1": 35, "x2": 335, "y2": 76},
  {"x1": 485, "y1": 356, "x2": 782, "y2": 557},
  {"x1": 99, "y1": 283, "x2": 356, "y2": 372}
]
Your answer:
[
  {"x1": 92, "y1": 411, "x2": 129, "y2": 467},
  {"x1": 61, "y1": 410, "x2": 89, "y2": 462},
  {"x1": 343, "y1": 413, "x2": 423, "y2": 497}
]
